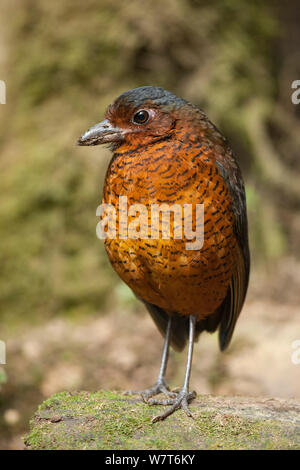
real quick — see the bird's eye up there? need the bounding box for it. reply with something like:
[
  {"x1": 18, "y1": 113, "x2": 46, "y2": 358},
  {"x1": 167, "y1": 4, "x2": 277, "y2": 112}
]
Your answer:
[{"x1": 133, "y1": 109, "x2": 150, "y2": 125}]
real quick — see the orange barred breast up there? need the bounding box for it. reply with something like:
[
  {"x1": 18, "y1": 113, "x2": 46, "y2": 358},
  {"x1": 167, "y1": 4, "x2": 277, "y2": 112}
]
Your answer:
[{"x1": 102, "y1": 136, "x2": 238, "y2": 319}]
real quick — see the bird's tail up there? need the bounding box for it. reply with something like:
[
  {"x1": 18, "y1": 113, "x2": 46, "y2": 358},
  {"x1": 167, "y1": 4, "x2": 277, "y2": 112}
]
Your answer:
[
  {"x1": 144, "y1": 300, "x2": 225, "y2": 352},
  {"x1": 144, "y1": 301, "x2": 223, "y2": 352}
]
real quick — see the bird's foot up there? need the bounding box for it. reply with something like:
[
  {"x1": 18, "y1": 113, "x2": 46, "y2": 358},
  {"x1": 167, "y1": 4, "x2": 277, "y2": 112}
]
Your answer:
[
  {"x1": 123, "y1": 378, "x2": 177, "y2": 400},
  {"x1": 146, "y1": 388, "x2": 197, "y2": 423}
]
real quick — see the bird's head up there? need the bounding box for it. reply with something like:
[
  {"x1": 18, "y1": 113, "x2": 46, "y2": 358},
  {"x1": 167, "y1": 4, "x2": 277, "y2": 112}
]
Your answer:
[{"x1": 77, "y1": 86, "x2": 194, "y2": 149}]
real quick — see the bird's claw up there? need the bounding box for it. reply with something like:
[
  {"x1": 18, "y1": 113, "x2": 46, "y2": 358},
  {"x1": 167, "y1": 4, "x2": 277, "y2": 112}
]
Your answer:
[
  {"x1": 123, "y1": 378, "x2": 177, "y2": 400},
  {"x1": 147, "y1": 389, "x2": 197, "y2": 423}
]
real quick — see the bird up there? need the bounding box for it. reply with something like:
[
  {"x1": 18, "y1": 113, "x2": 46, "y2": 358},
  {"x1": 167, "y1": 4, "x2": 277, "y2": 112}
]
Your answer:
[{"x1": 78, "y1": 86, "x2": 250, "y2": 422}]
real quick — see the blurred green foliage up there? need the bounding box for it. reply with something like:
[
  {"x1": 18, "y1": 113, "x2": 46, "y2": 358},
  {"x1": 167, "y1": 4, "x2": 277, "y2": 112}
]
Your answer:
[{"x1": 0, "y1": 0, "x2": 299, "y2": 325}]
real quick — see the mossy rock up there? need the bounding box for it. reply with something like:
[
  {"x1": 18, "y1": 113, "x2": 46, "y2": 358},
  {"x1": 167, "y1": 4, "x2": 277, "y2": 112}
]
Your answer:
[{"x1": 24, "y1": 390, "x2": 300, "y2": 450}]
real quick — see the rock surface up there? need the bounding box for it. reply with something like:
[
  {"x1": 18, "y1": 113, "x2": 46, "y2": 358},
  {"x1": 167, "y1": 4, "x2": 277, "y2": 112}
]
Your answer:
[{"x1": 24, "y1": 390, "x2": 300, "y2": 450}]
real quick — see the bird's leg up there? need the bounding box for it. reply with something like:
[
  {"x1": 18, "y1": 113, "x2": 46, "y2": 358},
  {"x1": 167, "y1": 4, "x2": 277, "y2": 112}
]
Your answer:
[
  {"x1": 123, "y1": 317, "x2": 176, "y2": 399},
  {"x1": 148, "y1": 315, "x2": 197, "y2": 423}
]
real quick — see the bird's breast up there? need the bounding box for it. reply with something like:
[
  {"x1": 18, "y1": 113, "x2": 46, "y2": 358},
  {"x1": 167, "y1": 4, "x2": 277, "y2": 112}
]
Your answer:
[{"x1": 101, "y1": 140, "x2": 238, "y2": 318}]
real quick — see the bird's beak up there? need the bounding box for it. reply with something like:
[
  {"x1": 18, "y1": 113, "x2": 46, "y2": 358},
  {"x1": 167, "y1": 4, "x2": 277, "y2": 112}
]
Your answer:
[{"x1": 77, "y1": 119, "x2": 126, "y2": 146}]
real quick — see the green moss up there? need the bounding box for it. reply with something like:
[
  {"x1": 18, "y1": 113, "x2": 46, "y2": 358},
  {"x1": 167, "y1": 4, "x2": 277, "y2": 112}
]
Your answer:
[{"x1": 24, "y1": 391, "x2": 300, "y2": 450}]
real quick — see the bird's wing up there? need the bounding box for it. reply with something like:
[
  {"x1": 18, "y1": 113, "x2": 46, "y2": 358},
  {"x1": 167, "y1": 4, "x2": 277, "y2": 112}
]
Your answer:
[
  {"x1": 214, "y1": 146, "x2": 250, "y2": 350},
  {"x1": 143, "y1": 141, "x2": 250, "y2": 352}
]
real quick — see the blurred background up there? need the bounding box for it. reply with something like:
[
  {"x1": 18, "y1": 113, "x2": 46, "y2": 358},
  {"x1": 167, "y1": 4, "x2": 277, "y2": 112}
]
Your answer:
[{"x1": 0, "y1": 0, "x2": 299, "y2": 449}]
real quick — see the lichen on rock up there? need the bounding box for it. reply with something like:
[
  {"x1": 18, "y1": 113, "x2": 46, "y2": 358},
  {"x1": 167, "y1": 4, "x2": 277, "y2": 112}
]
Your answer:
[{"x1": 24, "y1": 390, "x2": 300, "y2": 450}]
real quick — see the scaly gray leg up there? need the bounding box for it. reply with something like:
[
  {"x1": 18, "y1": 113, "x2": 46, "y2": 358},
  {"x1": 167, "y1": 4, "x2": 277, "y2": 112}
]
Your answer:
[
  {"x1": 123, "y1": 317, "x2": 176, "y2": 399},
  {"x1": 146, "y1": 315, "x2": 197, "y2": 423}
]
